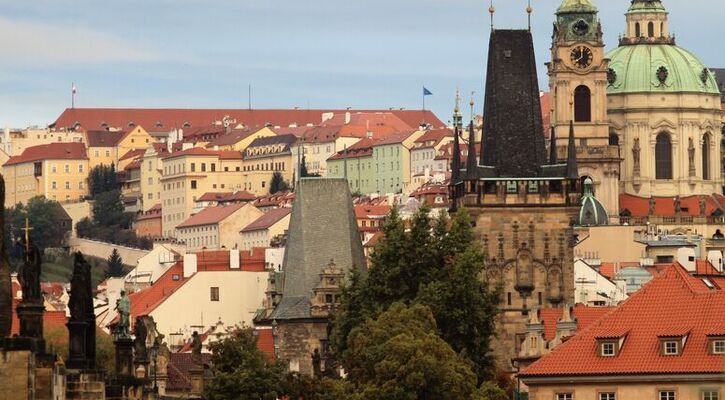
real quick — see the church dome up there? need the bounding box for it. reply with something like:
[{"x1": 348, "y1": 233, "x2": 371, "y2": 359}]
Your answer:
[
  {"x1": 607, "y1": 44, "x2": 720, "y2": 95},
  {"x1": 577, "y1": 178, "x2": 609, "y2": 226}
]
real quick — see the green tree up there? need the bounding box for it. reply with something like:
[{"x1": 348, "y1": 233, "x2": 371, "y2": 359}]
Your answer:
[
  {"x1": 341, "y1": 303, "x2": 479, "y2": 400},
  {"x1": 205, "y1": 327, "x2": 283, "y2": 400},
  {"x1": 87, "y1": 164, "x2": 118, "y2": 198},
  {"x1": 106, "y1": 249, "x2": 124, "y2": 278},
  {"x1": 300, "y1": 154, "x2": 309, "y2": 178},
  {"x1": 269, "y1": 172, "x2": 290, "y2": 194},
  {"x1": 92, "y1": 190, "x2": 124, "y2": 227},
  {"x1": 5, "y1": 197, "x2": 68, "y2": 254}
]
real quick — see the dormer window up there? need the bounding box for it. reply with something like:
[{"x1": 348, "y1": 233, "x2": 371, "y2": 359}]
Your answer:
[
  {"x1": 663, "y1": 340, "x2": 679, "y2": 355},
  {"x1": 714, "y1": 340, "x2": 725, "y2": 354},
  {"x1": 601, "y1": 341, "x2": 616, "y2": 357},
  {"x1": 658, "y1": 331, "x2": 689, "y2": 356}
]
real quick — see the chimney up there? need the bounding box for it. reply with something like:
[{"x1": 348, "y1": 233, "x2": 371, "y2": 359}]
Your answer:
[
  {"x1": 183, "y1": 253, "x2": 198, "y2": 278},
  {"x1": 230, "y1": 249, "x2": 240, "y2": 270},
  {"x1": 345, "y1": 112, "x2": 351, "y2": 125}
]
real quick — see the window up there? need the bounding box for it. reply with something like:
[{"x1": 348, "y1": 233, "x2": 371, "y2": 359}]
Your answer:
[
  {"x1": 52, "y1": 181, "x2": 57, "y2": 189},
  {"x1": 609, "y1": 132, "x2": 619, "y2": 146},
  {"x1": 191, "y1": 163, "x2": 196, "y2": 172},
  {"x1": 635, "y1": 22, "x2": 641, "y2": 37},
  {"x1": 574, "y1": 85, "x2": 592, "y2": 122},
  {"x1": 659, "y1": 391, "x2": 676, "y2": 400},
  {"x1": 703, "y1": 133, "x2": 711, "y2": 180},
  {"x1": 713, "y1": 340, "x2": 725, "y2": 354},
  {"x1": 556, "y1": 394, "x2": 573, "y2": 400},
  {"x1": 703, "y1": 391, "x2": 719, "y2": 400},
  {"x1": 599, "y1": 393, "x2": 615, "y2": 400},
  {"x1": 105, "y1": 150, "x2": 110, "y2": 157},
  {"x1": 201, "y1": 163, "x2": 206, "y2": 172},
  {"x1": 601, "y1": 342, "x2": 615, "y2": 356},
  {"x1": 211, "y1": 163, "x2": 216, "y2": 172},
  {"x1": 51, "y1": 164, "x2": 57, "y2": 173},
  {"x1": 78, "y1": 164, "x2": 84, "y2": 173},
  {"x1": 655, "y1": 133, "x2": 673, "y2": 179},
  {"x1": 507, "y1": 292, "x2": 512, "y2": 306},
  {"x1": 663, "y1": 341, "x2": 678, "y2": 355},
  {"x1": 64, "y1": 164, "x2": 70, "y2": 173},
  {"x1": 191, "y1": 180, "x2": 197, "y2": 189},
  {"x1": 65, "y1": 181, "x2": 70, "y2": 189},
  {"x1": 648, "y1": 21, "x2": 655, "y2": 37}
]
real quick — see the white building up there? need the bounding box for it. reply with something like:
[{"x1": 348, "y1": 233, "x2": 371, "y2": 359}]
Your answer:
[{"x1": 574, "y1": 259, "x2": 628, "y2": 306}]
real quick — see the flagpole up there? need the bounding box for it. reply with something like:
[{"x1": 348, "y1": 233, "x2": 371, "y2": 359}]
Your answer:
[{"x1": 71, "y1": 82, "x2": 75, "y2": 109}]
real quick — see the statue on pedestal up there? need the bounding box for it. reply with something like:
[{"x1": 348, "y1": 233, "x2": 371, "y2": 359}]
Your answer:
[
  {"x1": 133, "y1": 316, "x2": 148, "y2": 363},
  {"x1": 191, "y1": 331, "x2": 202, "y2": 365},
  {"x1": 115, "y1": 290, "x2": 131, "y2": 339},
  {"x1": 18, "y1": 239, "x2": 42, "y2": 303},
  {"x1": 66, "y1": 251, "x2": 96, "y2": 369}
]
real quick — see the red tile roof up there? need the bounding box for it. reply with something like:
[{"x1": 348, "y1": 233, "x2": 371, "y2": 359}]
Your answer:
[
  {"x1": 521, "y1": 264, "x2": 725, "y2": 377},
  {"x1": 137, "y1": 204, "x2": 162, "y2": 221},
  {"x1": 85, "y1": 130, "x2": 125, "y2": 147},
  {"x1": 696, "y1": 259, "x2": 722, "y2": 276},
  {"x1": 51, "y1": 108, "x2": 444, "y2": 133},
  {"x1": 328, "y1": 138, "x2": 375, "y2": 161},
  {"x1": 414, "y1": 128, "x2": 453, "y2": 148},
  {"x1": 253, "y1": 192, "x2": 295, "y2": 208},
  {"x1": 539, "y1": 305, "x2": 616, "y2": 342},
  {"x1": 599, "y1": 262, "x2": 616, "y2": 280},
  {"x1": 167, "y1": 353, "x2": 212, "y2": 391},
  {"x1": 119, "y1": 149, "x2": 145, "y2": 161},
  {"x1": 241, "y1": 208, "x2": 291, "y2": 232},
  {"x1": 197, "y1": 192, "x2": 234, "y2": 202},
  {"x1": 197, "y1": 191, "x2": 256, "y2": 203},
  {"x1": 206, "y1": 129, "x2": 255, "y2": 147},
  {"x1": 162, "y1": 147, "x2": 242, "y2": 161},
  {"x1": 364, "y1": 231, "x2": 384, "y2": 248},
  {"x1": 177, "y1": 203, "x2": 247, "y2": 228},
  {"x1": 5, "y1": 142, "x2": 88, "y2": 166},
  {"x1": 373, "y1": 130, "x2": 417, "y2": 146},
  {"x1": 354, "y1": 205, "x2": 390, "y2": 219}
]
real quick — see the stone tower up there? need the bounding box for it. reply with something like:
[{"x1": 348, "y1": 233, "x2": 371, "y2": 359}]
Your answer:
[
  {"x1": 548, "y1": 0, "x2": 621, "y2": 217},
  {"x1": 451, "y1": 28, "x2": 580, "y2": 372}
]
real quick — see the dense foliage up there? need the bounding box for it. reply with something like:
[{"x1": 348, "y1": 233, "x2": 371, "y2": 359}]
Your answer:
[
  {"x1": 106, "y1": 249, "x2": 125, "y2": 278},
  {"x1": 332, "y1": 205, "x2": 501, "y2": 385},
  {"x1": 87, "y1": 164, "x2": 118, "y2": 198},
  {"x1": 4, "y1": 197, "x2": 69, "y2": 264},
  {"x1": 270, "y1": 172, "x2": 291, "y2": 194},
  {"x1": 76, "y1": 189, "x2": 151, "y2": 249}
]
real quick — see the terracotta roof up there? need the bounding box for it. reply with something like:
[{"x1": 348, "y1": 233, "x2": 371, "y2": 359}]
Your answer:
[
  {"x1": 521, "y1": 264, "x2": 725, "y2": 377},
  {"x1": 5, "y1": 142, "x2": 88, "y2": 166},
  {"x1": 599, "y1": 262, "x2": 616, "y2": 280},
  {"x1": 539, "y1": 305, "x2": 616, "y2": 342},
  {"x1": 119, "y1": 149, "x2": 145, "y2": 161},
  {"x1": 177, "y1": 203, "x2": 247, "y2": 228},
  {"x1": 206, "y1": 128, "x2": 255, "y2": 147},
  {"x1": 137, "y1": 204, "x2": 162, "y2": 221},
  {"x1": 245, "y1": 134, "x2": 296, "y2": 149},
  {"x1": 540, "y1": 92, "x2": 551, "y2": 137},
  {"x1": 167, "y1": 353, "x2": 212, "y2": 391},
  {"x1": 411, "y1": 182, "x2": 449, "y2": 196},
  {"x1": 51, "y1": 108, "x2": 444, "y2": 133},
  {"x1": 354, "y1": 205, "x2": 390, "y2": 219},
  {"x1": 241, "y1": 207, "x2": 291, "y2": 232},
  {"x1": 253, "y1": 192, "x2": 295, "y2": 208},
  {"x1": 85, "y1": 130, "x2": 125, "y2": 147},
  {"x1": 364, "y1": 231, "x2": 384, "y2": 248},
  {"x1": 328, "y1": 138, "x2": 375, "y2": 161},
  {"x1": 619, "y1": 194, "x2": 724, "y2": 217},
  {"x1": 696, "y1": 259, "x2": 723, "y2": 276},
  {"x1": 197, "y1": 192, "x2": 233, "y2": 202},
  {"x1": 162, "y1": 147, "x2": 241, "y2": 160},
  {"x1": 414, "y1": 128, "x2": 453, "y2": 148},
  {"x1": 373, "y1": 130, "x2": 417, "y2": 146},
  {"x1": 124, "y1": 160, "x2": 141, "y2": 171}
]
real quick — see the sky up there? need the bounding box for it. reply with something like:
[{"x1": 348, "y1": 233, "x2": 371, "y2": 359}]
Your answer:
[{"x1": 0, "y1": 0, "x2": 723, "y2": 128}]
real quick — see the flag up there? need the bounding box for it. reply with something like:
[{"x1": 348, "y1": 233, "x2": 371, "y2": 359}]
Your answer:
[{"x1": 423, "y1": 87, "x2": 433, "y2": 96}]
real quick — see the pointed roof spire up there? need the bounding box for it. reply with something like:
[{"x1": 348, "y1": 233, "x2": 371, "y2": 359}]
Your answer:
[
  {"x1": 451, "y1": 91, "x2": 463, "y2": 183},
  {"x1": 466, "y1": 95, "x2": 478, "y2": 172},
  {"x1": 566, "y1": 120, "x2": 578, "y2": 179},
  {"x1": 549, "y1": 126, "x2": 557, "y2": 165}
]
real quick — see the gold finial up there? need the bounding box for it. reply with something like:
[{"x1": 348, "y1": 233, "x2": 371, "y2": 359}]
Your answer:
[
  {"x1": 469, "y1": 91, "x2": 476, "y2": 121},
  {"x1": 489, "y1": 0, "x2": 495, "y2": 30},
  {"x1": 527, "y1": 0, "x2": 533, "y2": 31},
  {"x1": 454, "y1": 89, "x2": 461, "y2": 117}
]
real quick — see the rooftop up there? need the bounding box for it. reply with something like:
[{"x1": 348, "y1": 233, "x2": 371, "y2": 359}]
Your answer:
[
  {"x1": 5, "y1": 142, "x2": 88, "y2": 166},
  {"x1": 241, "y1": 207, "x2": 292, "y2": 232},
  {"x1": 177, "y1": 203, "x2": 248, "y2": 228}
]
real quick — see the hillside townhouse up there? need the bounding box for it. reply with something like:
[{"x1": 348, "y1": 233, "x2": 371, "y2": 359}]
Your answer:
[
  {"x1": 371, "y1": 130, "x2": 425, "y2": 194},
  {"x1": 160, "y1": 147, "x2": 245, "y2": 237},
  {"x1": 3, "y1": 127, "x2": 84, "y2": 157},
  {"x1": 135, "y1": 204, "x2": 162, "y2": 238},
  {"x1": 84, "y1": 126, "x2": 157, "y2": 168},
  {"x1": 240, "y1": 207, "x2": 292, "y2": 251},
  {"x1": 192, "y1": 190, "x2": 256, "y2": 214},
  {"x1": 206, "y1": 126, "x2": 277, "y2": 151},
  {"x1": 520, "y1": 264, "x2": 725, "y2": 400},
  {"x1": 3, "y1": 142, "x2": 89, "y2": 206},
  {"x1": 409, "y1": 129, "x2": 453, "y2": 187},
  {"x1": 176, "y1": 202, "x2": 263, "y2": 251},
  {"x1": 139, "y1": 143, "x2": 169, "y2": 212},
  {"x1": 242, "y1": 134, "x2": 296, "y2": 195},
  {"x1": 326, "y1": 139, "x2": 375, "y2": 194},
  {"x1": 113, "y1": 249, "x2": 268, "y2": 342}
]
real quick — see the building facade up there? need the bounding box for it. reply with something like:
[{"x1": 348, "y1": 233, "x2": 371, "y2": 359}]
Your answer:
[{"x1": 176, "y1": 203, "x2": 263, "y2": 251}]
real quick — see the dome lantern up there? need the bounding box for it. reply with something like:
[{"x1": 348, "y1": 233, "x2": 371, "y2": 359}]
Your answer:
[
  {"x1": 576, "y1": 177, "x2": 609, "y2": 226},
  {"x1": 622, "y1": 0, "x2": 672, "y2": 45}
]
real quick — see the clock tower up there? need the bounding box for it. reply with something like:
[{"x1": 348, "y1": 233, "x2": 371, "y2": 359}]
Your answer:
[{"x1": 548, "y1": 0, "x2": 621, "y2": 217}]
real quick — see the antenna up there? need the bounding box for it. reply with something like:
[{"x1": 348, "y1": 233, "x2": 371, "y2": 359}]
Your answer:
[
  {"x1": 489, "y1": 0, "x2": 495, "y2": 30},
  {"x1": 527, "y1": 0, "x2": 533, "y2": 31},
  {"x1": 248, "y1": 84, "x2": 252, "y2": 111}
]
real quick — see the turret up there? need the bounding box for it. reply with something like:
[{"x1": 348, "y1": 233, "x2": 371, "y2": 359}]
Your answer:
[{"x1": 621, "y1": 0, "x2": 673, "y2": 45}]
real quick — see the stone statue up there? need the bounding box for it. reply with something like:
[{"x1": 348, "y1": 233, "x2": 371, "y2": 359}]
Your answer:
[
  {"x1": 0, "y1": 175, "x2": 13, "y2": 339},
  {"x1": 648, "y1": 197, "x2": 656, "y2": 216},
  {"x1": 115, "y1": 290, "x2": 131, "y2": 339},
  {"x1": 69, "y1": 253, "x2": 91, "y2": 322},
  {"x1": 632, "y1": 138, "x2": 641, "y2": 176},
  {"x1": 674, "y1": 196, "x2": 682, "y2": 214},
  {"x1": 191, "y1": 331, "x2": 202, "y2": 364},
  {"x1": 311, "y1": 348, "x2": 322, "y2": 377},
  {"x1": 18, "y1": 240, "x2": 42, "y2": 302},
  {"x1": 688, "y1": 138, "x2": 696, "y2": 177},
  {"x1": 700, "y1": 196, "x2": 707, "y2": 216},
  {"x1": 133, "y1": 316, "x2": 148, "y2": 362},
  {"x1": 67, "y1": 252, "x2": 96, "y2": 369}
]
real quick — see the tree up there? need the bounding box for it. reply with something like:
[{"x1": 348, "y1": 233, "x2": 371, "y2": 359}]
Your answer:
[
  {"x1": 88, "y1": 164, "x2": 118, "y2": 198},
  {"x1": 92, "y1": 190, "x2": 124, "y2": 227},
  {"x1": 5, "y1": 197, "x2": 68, "y2": 254},
  {"x1": 341, "y1": 303, "x2": 479, "y2": 400},
  {"x1": 269, "y1": 172, "x2": 290, "y2": 194},
  {"x1": 106, "y1": 249, "x2": 124, "y2": 278},
  {"x1": 300, "y1": 154, "x2": 310, "y2": 178},
  {"x1": 205, "y1": 327, "x2": 283, "y2": 400}
]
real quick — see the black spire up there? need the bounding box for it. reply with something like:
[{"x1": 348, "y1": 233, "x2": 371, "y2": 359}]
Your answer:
[
  {"x1": 566, "y1": 120, "x2": 578, "y2": 179},
  {"x1": 549, "y1": 126, "x2": 558, "y2": 165},
  {"x1": 480, "y1": 30, "x2": 547, "y2": 177},
  {"x1": 466, "y1": 120, "x2": 477, "y2": 172},
  {"x1": 451, "y1": 94, "x2": 463, "y2": 183}
]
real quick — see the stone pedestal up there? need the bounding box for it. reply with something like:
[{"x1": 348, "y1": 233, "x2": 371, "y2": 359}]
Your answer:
[
  {"x1": 114, "y1": 337, "x2": 134, "y2": 377},
  {"x1": 66, "y1": 371, "x2": 105, "y2": 400},
  {"x1": 189, "y1": 367, "x2": 204, "y2": 397},
  {"x1": 66, "y1": 320, "x2": 88, "y2": 370},
  {"x1": 16, "y1": 301, "x2": 46, "y2": 354}
]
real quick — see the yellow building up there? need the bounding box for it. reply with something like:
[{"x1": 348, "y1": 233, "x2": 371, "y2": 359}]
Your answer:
[
  {"x1": 6, "y1": 127, "x2": 85, "y2": 158},
  {"x1": 207, "y1": 126, "x2": 277, "y2": 151},
  {"x1": 160, "y1": 147, "x2": 245, "y2": 238},
  {"x1": 85, "y1": 130, "x2": 123, "y2": 168},
  {"x1": 241, "y1": 134, "x2": 296, "y2": 196},
  {"x1": 176, "y1": 203, "x2": 263, "y2": 251},
  {"x1": 3, "y1": 143, "x2": 89, "y2": 206},
  {"x1": 139, "y1": 144, "x2": 169, "y2": 212}
]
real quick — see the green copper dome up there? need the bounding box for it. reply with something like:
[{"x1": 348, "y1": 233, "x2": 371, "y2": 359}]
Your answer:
[
  {"x1": 576, "y1": 178, "x2": 609, "y2": 227},
  {"x1": 606, "y1": 44, "x2": 720, "y2": 95},
  {"x1": 557, "y1": 0, "x2": 597, "y2": 14},
  {"x1": 627, "y1": 0, "x2": 666, "y2": 14}
]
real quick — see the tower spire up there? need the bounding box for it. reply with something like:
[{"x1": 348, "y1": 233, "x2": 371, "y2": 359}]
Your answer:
[
  {"x1": 549, "y1": 126, "x2": 557, "y2": 165},
  {"x1": 466, "y1": 94, "x2": 477, "y2": 173},
  {"x1": 566, "y1": 120, "x2": 578, "y2": 179},
  {"x1": 527, "y1": 0, "x2": 533, "y2": 31},
  {"x1": 489, "y1": 0, "x2": 495, "y2": 31}
]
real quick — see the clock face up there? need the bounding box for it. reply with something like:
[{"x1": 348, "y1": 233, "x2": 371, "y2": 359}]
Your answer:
[{"x1": 570, "y1": 46, "x2": 593, "y2": 69}]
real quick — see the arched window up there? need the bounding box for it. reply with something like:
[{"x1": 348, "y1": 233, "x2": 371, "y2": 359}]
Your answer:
[
  {"x1": 660, "y1": 22, "x2": 664, "y2": 36},
  {"x1": 703, "y1": 133, "x2": 711, "y2": 180},
  {"x1": 574, "y1": 85, "x2": 592, "y2": 122},
  {"x1": 648, "y1": 22, "x2": 654, "y2": 38},
  {"x1": 655, "y1": 133, "x2": 673, "y2": 179},
  {"x1": 635, "y1": 22, "x2": 641, "y2": 37}
]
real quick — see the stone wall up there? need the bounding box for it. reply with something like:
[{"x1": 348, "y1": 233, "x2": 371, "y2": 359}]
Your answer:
[
  {"x1": 0, "y1": 350, "x2": 32, "y2": 400},
  {"x1": 62, "y1": 202, "x2": 91, "y2": 237},
  {"x1": 69, "y1": 238, "x2": 149, "y2": 266},
  {"x1": 275, "y1": 321, "x2": 330, "y2": 377}
]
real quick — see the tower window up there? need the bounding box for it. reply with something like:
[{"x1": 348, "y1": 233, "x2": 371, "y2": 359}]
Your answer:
[
  {"x1": 703, "y1": 133, "x2": 711, "y2": 180},
  {"x1": 635, "y1": 22, "x2": 641, "y2": 37},
  {"x1": 574, "y1": 85, "x2": 592, "y2": 122},
  {"x1": 655, "y1": 133, "x2": 673, "y2": 179},
  {"x1": 648, "y1": 22, "x2": 655, "y2": 38},
  {"x1": 609, "y1": 132, "x2": 620, "y2": 146}
]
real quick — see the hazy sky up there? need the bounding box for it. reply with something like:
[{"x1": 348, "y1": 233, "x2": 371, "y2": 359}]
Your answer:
[{"x1": 0, "y1": 0, "x2": 722, "y2": 127}]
